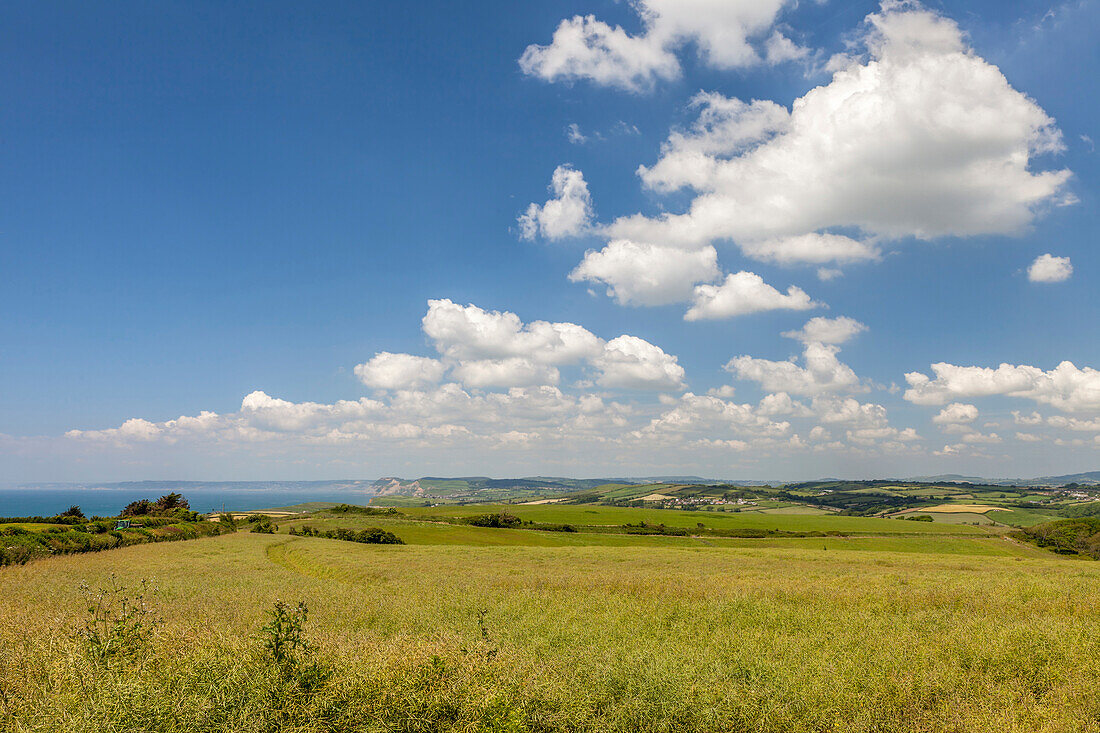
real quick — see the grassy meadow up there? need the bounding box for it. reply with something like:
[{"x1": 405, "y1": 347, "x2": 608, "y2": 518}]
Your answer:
[{"x1": 1, "y1": 504, "x2": 1099, "y2": 733}]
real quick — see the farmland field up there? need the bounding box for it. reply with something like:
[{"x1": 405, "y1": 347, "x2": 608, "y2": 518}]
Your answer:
[
  {"x1": 394, "y1": 503, "x2": 991, "y2": 535},
  {"x1": 2, "y1": 502, "x2": 1099, "y2": 733}
]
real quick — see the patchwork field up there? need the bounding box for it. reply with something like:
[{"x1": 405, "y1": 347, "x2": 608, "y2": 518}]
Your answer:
[{"x1": 909, "y1": 504, "x2": 1008, "y2": 514}]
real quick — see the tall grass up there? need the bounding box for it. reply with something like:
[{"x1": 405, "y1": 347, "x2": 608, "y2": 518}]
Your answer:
[{"x1": 1, "y1": 533, "x2": 1098, "y2": 732}]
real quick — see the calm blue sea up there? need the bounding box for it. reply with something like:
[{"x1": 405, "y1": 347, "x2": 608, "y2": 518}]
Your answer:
[{"x1": 0, "y1": 489, "x2": 374, "y2": 518}]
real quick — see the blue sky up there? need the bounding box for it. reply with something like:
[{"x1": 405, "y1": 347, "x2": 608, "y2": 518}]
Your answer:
[{"x1": 2, "y1": 0, "x2": 1098, "y2": 482}]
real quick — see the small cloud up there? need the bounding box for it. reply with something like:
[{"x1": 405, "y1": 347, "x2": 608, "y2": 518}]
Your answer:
[
  {"x1": 613, "y1": 120, "x2": 641, "y2": 136},
  {"x1": 518, "y1": 165, "x2": 594, "y2": 241},
  {"x1": 1027, "y1": 253, "x2": 1073, "y2": 283}
]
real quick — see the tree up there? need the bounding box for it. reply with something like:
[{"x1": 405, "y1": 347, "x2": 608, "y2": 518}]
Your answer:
[
  {"x1": 153, "y1": 493, "x2": 190, "y2": 513},
  {"x1": 121, "y1": 499, "x2": 153, "y2": 517},
  {"x1": 60, "y1": 505, "x2": 85, "y2": 518}
]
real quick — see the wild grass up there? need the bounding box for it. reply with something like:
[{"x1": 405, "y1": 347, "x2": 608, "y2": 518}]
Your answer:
[{"x1": 1, "y1": 531, "x2": 1098, "y2": 732}]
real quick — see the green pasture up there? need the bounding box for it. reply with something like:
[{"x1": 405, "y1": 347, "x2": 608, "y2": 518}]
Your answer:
[
  {"x1": 281, "y1": 515, "x2": 1035, "y2": 556},
  {"x1": 0, "y1": 522, "x2": 66, "y2": 531},
  {"x1": 987, "y1": 507, "x2": 1063, "y2": 527},
  {"x1": 392, "y1": 503, "x2": 991, "y2": 535}
]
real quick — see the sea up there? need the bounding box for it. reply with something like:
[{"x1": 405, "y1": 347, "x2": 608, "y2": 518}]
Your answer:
[{"x1": 0, "y1": 482, "x2": 378, "y2": 518}]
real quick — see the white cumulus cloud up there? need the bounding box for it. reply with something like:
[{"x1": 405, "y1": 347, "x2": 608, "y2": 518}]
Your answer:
[
  {"x1": 605, "y1": 2, "x2": 1071, "y2": 266},
  {"x1": 595, "y1": 335, "x2": 686, "y2": 390},
  {"x1": 685, "y1": 271, "x2": 818, "y2": 321},
  {"x1": 450, "y1": 358, "x2": 561, "y2": 389},
  {"x1": 569, "y1": 240, "x2": 720, "y2": 306},
  {"x1": 1027, "y1": 253, "x2": 1073, "y2": 283},
  {"x1": 932, "y1": 403, "x2": 979, "y2": 425},
  {"x1": 518, "y1": 165, "x2": 594, "y2": 240},
  {"x1": 519, "y1": 0, "x2": 799, "y2": 92},
  {"x1": 422, "y1": 299, "x2": 604, "y2": 365},
  {"x1": 726, "y1": 342, "x2": 867, "y2": 397},
  {"x1": 905, "y1": 361, "x2": 1100, "y2": 412},
  {"x1": 354, "y1": 352, "x2": 446, "y2": 390},
  {"x1": 782, "y1": 316, "x2": 867, "y2": 345}
]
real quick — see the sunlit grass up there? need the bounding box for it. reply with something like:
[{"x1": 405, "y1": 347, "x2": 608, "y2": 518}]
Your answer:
[{"x1": 1, "y1": 530, "x2": 1098, "y2": 732}]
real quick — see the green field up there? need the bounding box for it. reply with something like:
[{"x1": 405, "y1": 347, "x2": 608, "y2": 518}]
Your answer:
[
  {"x1": 757, "y1": 505, "x2": 831, "y2": 515},
  {"x1": 987, "y1": 508, "x2": 1064, "y2": 527},
  {"x1": 396, "y1": 503, "x2": 991, "y2": 535},
  {"x1": 0, "y1": 522, "x2": 66, "y2": 531}
]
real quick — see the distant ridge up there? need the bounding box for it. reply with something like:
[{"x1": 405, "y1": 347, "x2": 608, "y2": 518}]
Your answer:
[{"x1": 905, "y1": 471, "x2": 1100, "y2": 486}]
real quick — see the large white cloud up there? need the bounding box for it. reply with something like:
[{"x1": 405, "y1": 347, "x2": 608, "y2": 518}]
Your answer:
[
  {"x1": 685, "y1": 271, "x2": 818, "y2": 321},
  {"x1": 569, "y1": 240, "x2": 720, "y2": 306},
  {"x1": 1047, "y1": 415, "x2": 1100, "y2": 432},
  {"x1": 605, "y1": 3, "x2": 1071, "y2": 267},
  {"x1": 354, "y1": 352, "x2": 446, "y2": 390},
  {"x1": 519, "y1": 0, "x2": 798, "y2": 92},
  {"x1": 905, "y1": 361, "x2": 1100, "y2": 412},
  {"x1": 450, "y1": 358, "x2": 560, "y2": 389},
  {"x1": 595, "y1": 335, "x2": 686, "y2": 391},
  {"x1": 932, "y1": 403, "x2": 979, "y2": 425},
  {"x1": 726, "y1": 342, "x2": 868, "y2": 397},
  {"x1": 737, "y1": 234, "x2": 882, "y2": 266},
  {"x1": 782, "y1": 316, "x2": 867, "y2": 345},
  {"x1": 1027, "y1": 253, "x2": 1073, "y2": 283},
  {"x1": 638, "y1": 93, "x2": 790, "y2": 191},
  {"x1": 422, "y1": 299, "x2": 604, "y2": 364},
  {"x1": 518, "y1": 165, "x2": 594, "y2": 240}
]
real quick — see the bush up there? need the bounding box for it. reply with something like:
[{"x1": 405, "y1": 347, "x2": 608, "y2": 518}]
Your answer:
[
  {"x1": 251, "y1": 521, "x2": 277, "y2": 534},
  {"x1": 288, "y1": 525, "x2": 403, "y2": 544},
  {"x1": 1019, "y1": 517, "x2": 1100, "y2": 559},
  {"x1": 465, "y1": 513, "x2": 521, "y2": 528},
  {"x1": 331, "y1": 504, "x2": 400, "y2": 516},
  {"x1": 121, "y1": 493, "x2": 193, "y2": 517},
  {"x1": 538, "y1": 523, "x2": 577, "y2": 533}
]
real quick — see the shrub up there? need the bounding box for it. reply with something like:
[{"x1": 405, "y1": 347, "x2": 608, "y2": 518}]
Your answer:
[
  {"x1": 261, "y1": 600, "x2": 313, "y2": 668},
  {"x1": 465, "y1": 513, "x2": 521, "y2": 528},
  {"x1": 537, "y1": 523, "x2": 577, "y2": 533},
  {"x1": 78, "y1": 575, "x2": 161, "y2": 670},
  {"x1": 331, "y1": 504, "x2": 400, "y2": 516},
  {"x1": 1019, "y1": 517, "x2": 1100, "y2": 559},
  {"x1": 288, "y1": 525, "x2": 402, "y2": 544}
]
